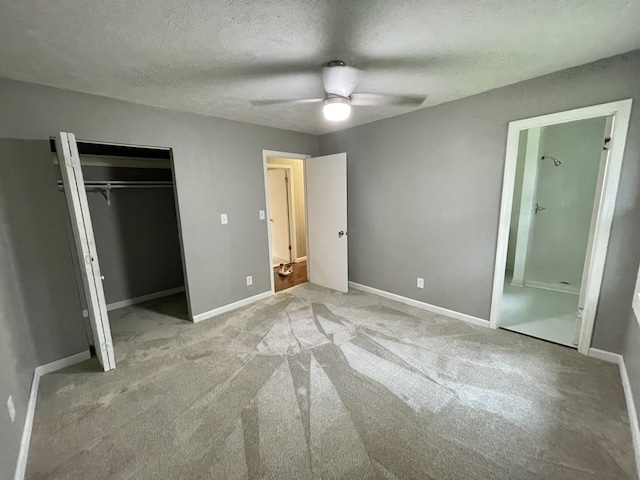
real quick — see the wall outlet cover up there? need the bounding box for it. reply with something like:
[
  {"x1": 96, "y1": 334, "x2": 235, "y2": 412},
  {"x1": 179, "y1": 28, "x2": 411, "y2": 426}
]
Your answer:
[
  {"x1": 417, "y1": 278, "x2": 424, "y2": 289},
  {"x1": 246, "y1": 275, "x2": 253, "y2": 286},
  {"x1": 7, "y1": 395, "x2": 15, "y2": 422},
  {"x1": 259, "y1": 210, "x2": 265, "y2": 220},
  {"x1": 220, "y1": 213, "x2": 228, "y2": 224}
]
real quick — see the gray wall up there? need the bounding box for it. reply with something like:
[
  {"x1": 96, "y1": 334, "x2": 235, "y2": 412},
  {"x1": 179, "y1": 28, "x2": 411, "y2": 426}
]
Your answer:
[
  {"x1": 0, "y1": 211, "x2": 32, "y2": 480},
  {"x1": 319, "y1": 50, "x2": 640, "y2": 354},
  {"x1": 0, "y1": 77, "x2": 318, "y2": 319},
  {"x1": 0, "y1": 139, "x2": 89, "y2": 478},
  {"x1": 0, "y1": 81, "x2": 316, "y2": 478},
  {"x1": 86, "y1": 186, "x2": 184, "y2": 305}
]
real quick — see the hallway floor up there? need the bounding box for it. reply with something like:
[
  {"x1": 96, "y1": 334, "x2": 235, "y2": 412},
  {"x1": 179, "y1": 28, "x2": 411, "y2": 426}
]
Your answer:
[
  {"x1": 25, "y1": 286, "x2": 634, "y2": 479},
  {"x1": 273, "y1": 260, "x2": 307, "y2": 292},
  {"x1": 500, "y1": 272, "x2": 579, "y2": 347}
]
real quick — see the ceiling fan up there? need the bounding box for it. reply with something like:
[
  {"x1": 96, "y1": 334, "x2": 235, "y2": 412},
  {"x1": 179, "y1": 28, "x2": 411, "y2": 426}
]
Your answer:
[{"x1": 251, "y1": 60, "x2": 427, "y2": 122}]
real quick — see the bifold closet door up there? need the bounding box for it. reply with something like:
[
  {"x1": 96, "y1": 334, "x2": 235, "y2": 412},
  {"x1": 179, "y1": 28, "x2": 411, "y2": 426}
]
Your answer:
[{"x1": 56, "y1": 132, "x2": 116, "y2": 371}]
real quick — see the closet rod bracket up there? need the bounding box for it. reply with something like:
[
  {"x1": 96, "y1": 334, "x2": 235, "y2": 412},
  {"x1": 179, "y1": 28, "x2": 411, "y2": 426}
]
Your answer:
[{"x1": 98, "y1": 184, "x2": 112, "y2": 207}]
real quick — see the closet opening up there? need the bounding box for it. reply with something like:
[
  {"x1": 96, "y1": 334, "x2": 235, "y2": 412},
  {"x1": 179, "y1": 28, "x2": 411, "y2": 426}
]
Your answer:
[{"x1": 52, "y1": 137, "x2": 189, "y2": 365}]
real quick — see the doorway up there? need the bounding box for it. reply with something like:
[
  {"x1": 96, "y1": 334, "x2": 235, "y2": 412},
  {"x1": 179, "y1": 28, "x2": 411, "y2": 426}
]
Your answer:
[
  {"x1": 55, "y1": 133, "x2": 190, "y2": 371},
  {"x1": 263, "y1": 150, "x2": 348, "y2": 294},
  {"x1": 490, "y1": 100, "x2": 632, "y2": 353},
  {"x1": 266, "y1": 156, "x2": 307, "y2": 292}
]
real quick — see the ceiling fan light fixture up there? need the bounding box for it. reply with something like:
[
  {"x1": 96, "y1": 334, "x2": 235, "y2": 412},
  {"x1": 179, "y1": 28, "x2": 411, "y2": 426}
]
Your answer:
[{"x1": 323, "y1": 97, "x2": 351, "y2": 122}]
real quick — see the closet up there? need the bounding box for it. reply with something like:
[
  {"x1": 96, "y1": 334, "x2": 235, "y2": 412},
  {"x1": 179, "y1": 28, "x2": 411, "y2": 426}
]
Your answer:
[{"x1": 53, "y1": 138, "x2": 187, "y2": 364}]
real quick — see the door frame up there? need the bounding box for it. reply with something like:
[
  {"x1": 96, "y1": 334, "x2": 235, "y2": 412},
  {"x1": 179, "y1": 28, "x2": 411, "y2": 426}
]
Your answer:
[
  {"x1": 490, "y1": 99, "x2": 632, "y2": 354},
  {"x1": 57, "y1": 135, "x2": 192, "y2": 368},
  {"x1": 262, "y1": 150, "x2": 310, "y2": 294},
  {"x1": 267, "y1": 164, "x2": 296, "y2": 265},
  {"x1": 55, "y1": 138, "x2": 191, "y2": 320}
]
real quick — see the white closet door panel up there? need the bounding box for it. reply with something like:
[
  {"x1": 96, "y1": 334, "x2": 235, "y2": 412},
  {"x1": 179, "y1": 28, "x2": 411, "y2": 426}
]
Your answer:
[{"x1": 57, "y1": 132, "x2": 115, "y2": 371}]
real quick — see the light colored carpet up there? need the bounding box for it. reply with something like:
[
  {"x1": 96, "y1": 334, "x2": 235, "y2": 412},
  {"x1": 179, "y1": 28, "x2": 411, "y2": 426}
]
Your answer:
[{"x1": 26, "y1": 284, "x2": 635, "y2": 479}]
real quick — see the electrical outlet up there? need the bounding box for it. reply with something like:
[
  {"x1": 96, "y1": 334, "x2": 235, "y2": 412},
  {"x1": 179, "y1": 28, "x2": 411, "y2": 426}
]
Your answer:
[
  {"x1": 259, "y1": 210, "x2": 265, "y2": 220},
  {"x1": 417, "y1": 277, "x2": 424, "y2": 289},
  {"x1": 220, "y1": 214, "x2": 228, "y2": 225},
  {"x1": 246, "y1": 275, "x2": 253, "y2": 286},
  {"x1": 7, "y1": 395, "x2": 15, "y2": 423}
]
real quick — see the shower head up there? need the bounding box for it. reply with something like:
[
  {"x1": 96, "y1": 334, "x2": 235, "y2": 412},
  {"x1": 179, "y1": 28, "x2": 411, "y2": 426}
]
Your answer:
[{"x1": 541, "y1": 155, "x2": 562, "y2": 167}]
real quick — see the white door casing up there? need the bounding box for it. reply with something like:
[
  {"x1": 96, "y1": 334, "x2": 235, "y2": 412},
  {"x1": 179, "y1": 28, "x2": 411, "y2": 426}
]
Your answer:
[
  {"x1": 574, "y1": 128, "x2": 612, "y2": 344},
  {"x1": 490, "y1": 99, "x2": 633, "y2": 355},
  {"x1": 306, "y1": 153, "x2": 348, "y2": 292},
  {"x1": 267, "y1": 168, "x2": 292, "y2": 264},
  {"x1": 56, "y1": 132, "x2": 115, "y2": 371}
]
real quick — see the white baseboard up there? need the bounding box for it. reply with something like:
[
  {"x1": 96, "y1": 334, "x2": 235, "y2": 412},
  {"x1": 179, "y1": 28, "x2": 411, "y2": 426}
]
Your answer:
[
  {"x1": 524, "y1": 280, "x2": 579, "y2": 295},
  {"x1": 192, "y1": 291, "x2": 272, "y2": 323},
  {"x1": 348, "y1": 282, "x2": 489, "y2": 328},
  {"x1": 83, "y1": 286, "x2": 186, "y2": 317},
  {"x1": 14, "y1": 350, "x2": 91, "y2": 480},
  {"x1": 588, "y1": 348, "x2": 640, "y2": 475},
  {"x1": 106, "y1": 287, "x2": 185, "y2": 311},
  {"x1": 588, "y1": 347, "x2": 622, "y2": 364},
  {"x1": 620, "y1": 358, "x2": 640, "y2": 476},
  {"x1": 295, "y1": 256, "x2": 307, "y2": 263}
]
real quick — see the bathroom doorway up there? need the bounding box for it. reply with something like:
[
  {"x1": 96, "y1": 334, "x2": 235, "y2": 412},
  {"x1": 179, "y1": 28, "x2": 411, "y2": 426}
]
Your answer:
[{"x1": 490, "y1": 100, "x2": 632, "y2": 352}]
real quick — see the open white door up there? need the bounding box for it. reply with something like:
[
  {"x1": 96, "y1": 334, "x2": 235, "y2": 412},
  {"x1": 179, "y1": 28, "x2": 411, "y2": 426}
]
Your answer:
[
  {"x1": 306, "y1": 153, "x2": 348, "y2": 292},
  {"x1": 56, "y1": 132, "x2": 115, "y2": 371}
]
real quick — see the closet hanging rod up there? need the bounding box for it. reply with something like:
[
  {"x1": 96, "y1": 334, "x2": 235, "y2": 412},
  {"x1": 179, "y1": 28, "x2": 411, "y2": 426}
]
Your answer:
[
  {"x1": 56, "y1": 180, "x2": 173, "y2": 206},
  {"x1": 56, "y1": 180, "x2": 173, "y2": 188}
]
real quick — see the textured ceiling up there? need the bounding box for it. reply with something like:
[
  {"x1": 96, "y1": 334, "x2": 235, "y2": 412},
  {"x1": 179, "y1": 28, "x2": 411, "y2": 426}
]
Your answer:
[{"x1": 1, "y1": 1, "x2": 639, "y2": 135}]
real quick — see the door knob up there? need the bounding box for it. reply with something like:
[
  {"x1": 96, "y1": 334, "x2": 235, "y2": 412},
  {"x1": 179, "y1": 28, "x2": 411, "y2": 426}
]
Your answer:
[
  {"x1": 338, "y1": 230, "x2": 345, "y2": 238},
  {"x1": 534, "y1": 203, "x2": 546, "y2": 214}
]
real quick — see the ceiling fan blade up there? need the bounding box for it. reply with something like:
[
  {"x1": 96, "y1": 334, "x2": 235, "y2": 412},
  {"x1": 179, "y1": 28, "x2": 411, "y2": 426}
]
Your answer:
[
  {"x1": 251, "y1": 98, "x2": 324, "y2": 106},
  {"x1": 350, "y1": 93, "x2": 427, "y2": 107},
  {"x1": 322, "y1": 65, "x2": 363, "y2": 98}
]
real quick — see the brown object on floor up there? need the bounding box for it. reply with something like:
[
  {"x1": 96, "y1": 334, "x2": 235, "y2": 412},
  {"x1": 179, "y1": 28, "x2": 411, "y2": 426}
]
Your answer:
[{"x1": 274, "y1": 260, "x2": 307, "y2": 292}]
